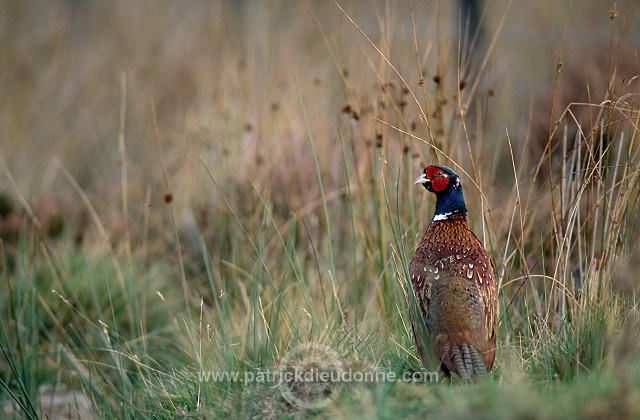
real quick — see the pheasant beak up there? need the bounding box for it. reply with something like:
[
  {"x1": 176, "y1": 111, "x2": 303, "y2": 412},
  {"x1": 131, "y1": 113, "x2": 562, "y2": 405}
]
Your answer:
[{"x1": 414, "y1": 173, "x2": 429, "y2": 186}]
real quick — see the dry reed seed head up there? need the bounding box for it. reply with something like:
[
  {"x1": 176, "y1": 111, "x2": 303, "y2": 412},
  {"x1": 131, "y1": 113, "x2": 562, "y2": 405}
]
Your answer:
[
  {"x1": 419, "y1": 78, "x2": 426, "y2": 86},
  {"x1": 381, "y1": 81, "x2": 397, "y2": 92},
  {"x1": 556, "y1": 62, "x2": 564, "y2": 72},
  {"x1": 164, "y1": 193, "x2": 173, "y2": 204},
  {"x1": 0, "y1": 192, "x2": 14, "y2": 218}
]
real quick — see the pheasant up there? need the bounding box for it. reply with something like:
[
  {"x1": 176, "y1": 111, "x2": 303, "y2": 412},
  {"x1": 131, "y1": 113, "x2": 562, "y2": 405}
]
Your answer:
[{"x1": 410, "y1": 165, "x2": 497, "y2": 381}]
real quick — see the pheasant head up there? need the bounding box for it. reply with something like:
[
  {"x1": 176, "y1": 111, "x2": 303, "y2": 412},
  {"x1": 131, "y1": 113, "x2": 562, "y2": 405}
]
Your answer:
[{"x1": 414, "y1": 165, "x2": 467, "y2": 221}]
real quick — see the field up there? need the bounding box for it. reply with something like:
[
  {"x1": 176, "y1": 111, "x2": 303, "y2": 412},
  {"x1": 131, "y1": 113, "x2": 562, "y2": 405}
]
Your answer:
[{"x1": 2, "y1": 1, "x2": 640, "y2": 418}]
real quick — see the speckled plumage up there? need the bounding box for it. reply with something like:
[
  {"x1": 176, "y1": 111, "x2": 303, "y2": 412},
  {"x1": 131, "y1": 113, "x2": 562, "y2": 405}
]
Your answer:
[{"x1": 410, "y1": 165, "x2": 498, "y2": 380}]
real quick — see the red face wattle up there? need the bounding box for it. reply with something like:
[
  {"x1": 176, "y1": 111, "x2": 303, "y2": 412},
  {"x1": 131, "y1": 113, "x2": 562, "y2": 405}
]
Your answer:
[{"x1": 426, "y1": 166, "x2": 449, "y2": 192}]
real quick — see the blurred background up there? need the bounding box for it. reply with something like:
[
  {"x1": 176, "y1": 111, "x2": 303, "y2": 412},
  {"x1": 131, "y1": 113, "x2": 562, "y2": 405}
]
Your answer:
[
  {"x1": 3, "y1": 0, "x2": 638, "y2": 226},
  {"x1": 3, "y1": 0, "x2": 639, "y2": 289}
]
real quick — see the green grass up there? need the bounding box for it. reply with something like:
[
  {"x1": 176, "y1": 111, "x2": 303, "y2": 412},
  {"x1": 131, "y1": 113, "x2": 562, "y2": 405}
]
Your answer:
[{"x1": 2, "y1": 1, "x2": 640, "y2": 418}]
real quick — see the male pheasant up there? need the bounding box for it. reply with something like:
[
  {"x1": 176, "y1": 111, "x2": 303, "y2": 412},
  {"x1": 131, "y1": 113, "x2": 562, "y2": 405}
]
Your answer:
[{"x1": 410, "y1": 165, "x2": 497, "y2": 381}]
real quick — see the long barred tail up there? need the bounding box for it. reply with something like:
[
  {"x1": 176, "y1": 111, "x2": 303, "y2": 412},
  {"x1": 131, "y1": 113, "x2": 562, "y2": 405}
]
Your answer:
[{"x1": 441, "y1": 343, "x2": 487, "y2": 381}]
